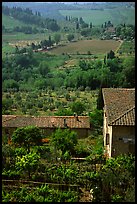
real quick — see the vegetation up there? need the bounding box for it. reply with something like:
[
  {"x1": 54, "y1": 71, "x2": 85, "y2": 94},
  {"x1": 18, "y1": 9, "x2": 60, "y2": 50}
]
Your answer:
[
  {"x1": 2, "y1": 130, "x2": 135, "y2": 202},
  {"x1": 12, "y1": 126, "x2": 42, "y2": 152},
  {"x1": 2, "y1": 2, "x2": 135, "y2": 202},
  {"x1": 51, "y1": 128, "x2": 78, "y2": 157}
]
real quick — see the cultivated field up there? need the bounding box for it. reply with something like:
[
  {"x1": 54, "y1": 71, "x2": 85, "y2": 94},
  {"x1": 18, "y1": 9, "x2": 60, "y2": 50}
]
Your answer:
[{"x1": 50, "y1": 39, "x2": 121, "y2": 55}]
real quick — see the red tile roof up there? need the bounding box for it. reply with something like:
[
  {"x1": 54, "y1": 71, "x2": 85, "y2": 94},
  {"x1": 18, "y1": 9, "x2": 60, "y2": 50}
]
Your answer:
[
  {"x1": 2, "y1": 115, "x2": 90, "y2": 129},
  {"x1": 102, "y1": 88, "x2": 135, "y2": 126}
]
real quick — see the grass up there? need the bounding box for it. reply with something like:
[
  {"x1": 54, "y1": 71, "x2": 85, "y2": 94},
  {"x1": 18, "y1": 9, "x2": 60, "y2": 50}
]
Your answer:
[
  {"x1": 59, "y1": 7, "x2": 135, "y2": 26},
  {"x1": 49, "y1": 39, "x2": 121, "y2": 55},
  {"x1": 118, "y1": 40, "x2": 135, "y2": 54},
  {"x1": 2, "y1": 42, "x2": 15, "y2": 57},
  {"x1": 2, "y1": 32, "x2": 50, "y2": 42},
  {"x1": 2, "y1": 14, "x2": 27, "y2": 29}
]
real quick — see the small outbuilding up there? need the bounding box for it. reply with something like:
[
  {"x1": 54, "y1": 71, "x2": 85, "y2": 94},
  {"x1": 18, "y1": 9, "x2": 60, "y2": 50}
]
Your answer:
[{"x1": 2, "y1": 115, "x2": 91, "y2": 144}]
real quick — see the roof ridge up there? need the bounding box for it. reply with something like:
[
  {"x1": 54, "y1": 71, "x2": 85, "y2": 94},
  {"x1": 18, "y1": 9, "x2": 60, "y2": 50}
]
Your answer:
[
  {"x1": 2, "y1": 115, "x2": 89, "y2": 118},
  {"x1": 111, "y1": 106, "x2": 135, "y2": 125},
  {"x1": 3, "y1": 115, "x2": 17, "y2": 122}
]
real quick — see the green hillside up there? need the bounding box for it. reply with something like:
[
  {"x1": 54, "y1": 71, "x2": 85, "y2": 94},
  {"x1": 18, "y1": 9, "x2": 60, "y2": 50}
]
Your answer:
[
  {"x1": 2, "y1": 14, "x2": 28, "y2": 29},
  {"x1": 59, "y1": 7, "x2": 135, "y2": 26}
]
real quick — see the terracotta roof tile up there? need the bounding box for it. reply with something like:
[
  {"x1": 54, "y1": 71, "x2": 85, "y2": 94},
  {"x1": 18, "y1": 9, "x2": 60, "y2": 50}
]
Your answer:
[
  {"x1": 2, "y1": 115, "x2": 90, "y2": 129},
  {"x1": 102, "y1": 88, "x2": 135, "y2": 126},
  {"x1": 111, "y1": 106, "x2": 135, "y2": 126}
]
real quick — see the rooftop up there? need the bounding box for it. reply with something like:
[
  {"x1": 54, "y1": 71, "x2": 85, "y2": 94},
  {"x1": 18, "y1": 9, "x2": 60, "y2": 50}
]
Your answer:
[
  {"x1": 102, "y1": 88, "x2": 135, "y2": 126},
  {"x1": 2, "y1": 115, "x2": 91, "y2": 129}
]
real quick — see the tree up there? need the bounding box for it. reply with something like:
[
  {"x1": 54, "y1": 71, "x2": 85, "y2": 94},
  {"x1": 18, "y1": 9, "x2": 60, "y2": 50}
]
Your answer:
[
  {"x1": 79, "y1": 60, "x2": 90, "y2": 71},
  {"x1": 54, "y1": 108, "x2": 73, "y2": 116},
  {"x1": 51, "y1": 128, "x2": 78, "y2": 156},
  {"x1": 31, "y1": 42, "x2": 36, "y2": 50},
  {"x1": 54, "y1": 33, "x2": 61, "y2": 45},
  {"x1": 3, "y1": 79, "x2": 19, "y2": 91},
  {"x1": 2, "y1": 98, "x2": 13, "y2": 114},
  {"x1": 39, "y1": 62, "x2": 50, "y2": 77},
  {"x1": 89, "y1": 109, "x2": 103, "y2": 131},
  {"x1": 67, "y1": 34, "x2": 74, "y2": 42},
  {"x1": 97, "y1": 88, "x2": 104, "y2": 110},
  {"x1": 79, "y1": 17, "x2": 84, "y2": 24},
  {"x1": 71, "y1": 101, "x2": 85, "y2": 115},
  {"x1": 81, "y1": 28, "x2": 91, "y2": 37},
  {"x1": 107, "y1": 50, "x2": 115, "y2": 59},
  {"x1": 76, "y1": 22, "x2": 79, "y2": 29},
  {"x1": 89, "y1": 22, "x2": 93, "y2": 29},
  {"x1": 121, "y1": 57, "x2": 135, "y2": 87},
  {"x1": 12, "y1": 126, "x2": 42, "y2": 153}
]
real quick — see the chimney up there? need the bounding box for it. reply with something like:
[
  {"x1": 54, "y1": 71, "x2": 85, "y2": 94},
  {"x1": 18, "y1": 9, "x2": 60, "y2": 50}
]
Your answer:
[
  {"x1": 64, "y1": 118, "x2": 67, "y2": 128},
  {"x1": 74, "y1": 113, "x2": 79, "y2": 121}
]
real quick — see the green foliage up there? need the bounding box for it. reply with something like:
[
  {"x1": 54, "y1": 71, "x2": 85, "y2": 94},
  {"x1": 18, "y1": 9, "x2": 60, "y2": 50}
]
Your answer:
[
  {"x1": 91, "y1": 154, "x2": 135, "y2": 202},
  {"x1": 2, "y1": 184, "x2": 79, "y2": 202},
  {"x1": 15, "y1": 152, "x2": 40, "y2": 179},
  {"x1": 12, "y1": 126, "x2": 42, "y2": 152},
  {"x1": 2, "y1": 98, "x2": 13, "y2": 114},
  {"x1": 39, "y1": 61, "x2": 50, "y2": 77},
  {"x1": 54, "y1": 33, "x2": 61, "y2": 44},
  {"x1": 15, "y1": 147, "x2": 27, "y2": 156},
  {"x1": 71, "y1": 101, "x2": 85, "y2": 115},
  {"x1": 2, "y1": 5, "x2": 60, "y2": 32},
  {"x1": 121, "y1": 56, "x2": 135, "y2": 87},
  {"x1": 81, "y1": 28, "x2": 91, "y2": 37},
  {"x1": 89, "y1": 109, "x2": 103, "y2": 130},
  {"x1": 55, "y1": 107, "x2": 73, "y2": 116},
  {"x1": 2, "y1": 169, "x2": 20, "y2": 180},
  {"x1": 67, "y1": 34, "x2": 74, "y2": 42},
  {"x1": 96, "y1": 88, "x2": 104, "y2": 110},
  {"x1": 86, "y1": 135, "x2": 105, "y2": 163},
  {"x1": 51, "y1": 128, "x2": 78, "y2": 155}
]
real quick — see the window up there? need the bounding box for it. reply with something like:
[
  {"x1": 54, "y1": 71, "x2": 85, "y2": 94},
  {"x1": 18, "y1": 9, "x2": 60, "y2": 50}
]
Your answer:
[{"x1": 106, "y1": 133, "x2": 109, "y2": 145}]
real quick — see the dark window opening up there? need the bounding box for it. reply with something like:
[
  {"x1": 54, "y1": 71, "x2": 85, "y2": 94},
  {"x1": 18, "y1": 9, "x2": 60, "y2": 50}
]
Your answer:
[{"x1": 106, "y1": 133, "x2": 109, "y2": 145}]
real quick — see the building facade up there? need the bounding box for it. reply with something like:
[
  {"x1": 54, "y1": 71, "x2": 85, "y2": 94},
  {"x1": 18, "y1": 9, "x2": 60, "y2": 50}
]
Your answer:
[{"x1": 102, "y1": 88, "x2": 135, "y2": 158}]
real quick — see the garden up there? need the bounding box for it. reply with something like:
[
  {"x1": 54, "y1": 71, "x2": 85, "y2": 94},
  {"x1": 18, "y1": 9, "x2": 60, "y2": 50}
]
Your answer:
[{"x1": 2, "y1": 124, "x2": 135, "y2": 202}]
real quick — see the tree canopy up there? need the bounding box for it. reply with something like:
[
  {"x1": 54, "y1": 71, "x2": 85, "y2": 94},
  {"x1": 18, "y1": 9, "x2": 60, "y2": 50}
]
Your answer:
[{"x1": 12, "y1": 126, "x2": 42, "y2": 152}]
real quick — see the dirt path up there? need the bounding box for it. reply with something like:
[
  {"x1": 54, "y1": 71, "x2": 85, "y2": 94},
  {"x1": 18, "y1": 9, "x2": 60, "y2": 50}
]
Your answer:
[{"x1": 115, "y1": 40, "x2": 123, "y2": 53}]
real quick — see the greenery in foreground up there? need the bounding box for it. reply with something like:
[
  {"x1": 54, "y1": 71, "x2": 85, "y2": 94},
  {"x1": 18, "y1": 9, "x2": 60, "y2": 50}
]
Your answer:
[{"x1": 2, "y1": 126, "x2": 135, "y2": 202}]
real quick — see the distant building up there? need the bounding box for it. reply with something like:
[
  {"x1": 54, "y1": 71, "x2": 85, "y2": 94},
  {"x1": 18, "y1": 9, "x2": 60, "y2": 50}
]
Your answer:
[
  {"x1": 2, "y1": 115, "x2": 91, "y2": 144},
  {"x1": 102, "y1": 88, "x2": 135, "y2": 158}
]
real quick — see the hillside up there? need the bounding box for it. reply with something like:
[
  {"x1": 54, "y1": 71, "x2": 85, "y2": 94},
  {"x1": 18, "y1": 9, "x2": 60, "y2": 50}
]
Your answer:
[
  {"x1": 59, "y1": 7, "x2": 135, "y2": 26},
  {"x1": 2, "y1": 2, "x2": 135, "y2": 25},
  {"x1": 2, "y1": 14, "x2": 30, "y2": 29}
]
